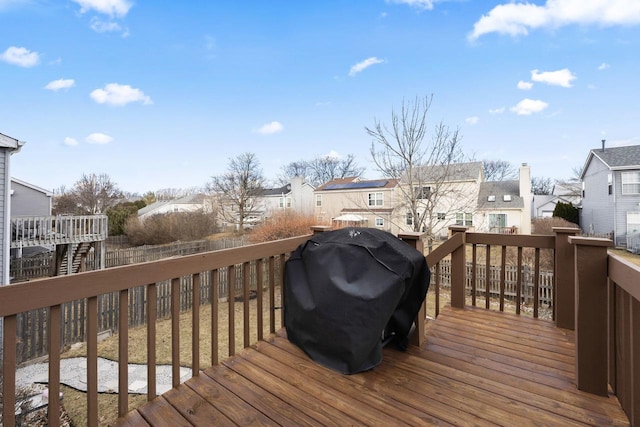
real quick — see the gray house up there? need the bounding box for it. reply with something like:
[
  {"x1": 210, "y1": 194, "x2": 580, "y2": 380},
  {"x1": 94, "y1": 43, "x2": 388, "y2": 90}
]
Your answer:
[
  {"x1": 1, "y1": 132, "x2": 25, "y2": 359},
  {"x1": 580, "y1": 143, "x2": 640, "y2": 247},
  {"x1": 11, "y1": 178, "x2": 52, "y2": 216}
]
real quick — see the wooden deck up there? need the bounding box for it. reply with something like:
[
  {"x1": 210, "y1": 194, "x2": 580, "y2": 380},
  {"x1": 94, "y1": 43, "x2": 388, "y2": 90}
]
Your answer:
[{"x1": 115, "y1": 306, "x2": 630, "y2": 426}]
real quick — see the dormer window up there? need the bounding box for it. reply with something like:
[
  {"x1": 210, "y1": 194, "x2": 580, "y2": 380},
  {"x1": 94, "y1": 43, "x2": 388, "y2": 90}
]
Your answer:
[
  {"x1": 503, "y1": 195, "x2": 512, "y2": 202},
  {"x1": 487, "y1": 195, "x2": 496, "y2": 202}
]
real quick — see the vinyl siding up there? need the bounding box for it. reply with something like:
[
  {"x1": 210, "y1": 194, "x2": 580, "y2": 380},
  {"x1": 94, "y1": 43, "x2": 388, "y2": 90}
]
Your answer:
[{"x1": 581, "y1": 158, "x2": 615, "y2": 237}]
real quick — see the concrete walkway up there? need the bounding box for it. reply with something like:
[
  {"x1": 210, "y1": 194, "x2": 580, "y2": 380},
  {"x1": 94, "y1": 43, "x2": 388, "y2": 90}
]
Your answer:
[{"x1": 16, "y1": 357, "x2": 191, "y2": 395}]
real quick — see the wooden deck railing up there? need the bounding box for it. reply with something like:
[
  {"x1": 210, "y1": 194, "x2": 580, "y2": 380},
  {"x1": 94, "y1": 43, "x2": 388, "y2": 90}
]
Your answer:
[
  {"x1": 1, "y1": 226, "x2": 638, "y2": 426},
  {"x1": 10, "y1": 215, "x2": 108, "y2": 249},
  {"x1": 2, "y1": 234, "x2": 311, "y2": 427}
]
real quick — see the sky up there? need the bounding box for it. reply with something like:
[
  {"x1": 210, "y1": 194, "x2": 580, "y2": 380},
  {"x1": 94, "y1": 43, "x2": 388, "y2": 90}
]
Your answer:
[{"x1": 2, "y1": 0, "x2": 640, "y2": 195}]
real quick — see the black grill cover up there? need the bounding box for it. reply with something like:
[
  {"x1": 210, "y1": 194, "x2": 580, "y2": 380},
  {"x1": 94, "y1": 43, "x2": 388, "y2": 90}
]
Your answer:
[{"x1": 284, "y1": 227, "x2": 430, "y2": 374}]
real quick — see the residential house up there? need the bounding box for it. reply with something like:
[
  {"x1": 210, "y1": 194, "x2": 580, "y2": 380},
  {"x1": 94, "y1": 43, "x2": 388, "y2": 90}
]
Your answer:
[
  {"x1": 138, "y1": 194, "x2": 211, "y2": 221},
  {"x1": 257, "y1": 176, "x2": 315, "y2": 217},
  {"x1": 314, "y1": 177, "x2": 401, "y2": 233},
  {"x1": 1, "y1": 132, "x2": 25, "y2": 359},
  {"x1": 532, "y1": 181, "x2": 582, "y2": 218},
  {"x1": 11, "y1": 178, "x2": 52, "y2": 217},
  {"x1": 580, "y1": 143, "x2": 640, "y2": 247},
  {"x1": 475, "y1": 164, "x2": 533, "y2": 234}
]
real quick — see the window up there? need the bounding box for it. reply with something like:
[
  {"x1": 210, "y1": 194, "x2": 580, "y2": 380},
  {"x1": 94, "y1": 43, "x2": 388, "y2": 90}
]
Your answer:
[
  {"x1": 406, "y1": 211, "x2": 413, "y2": 226},
  {"x1": 279, "y1": 197, "x2": 292, "y2": 208},
  {"x1": 622, "y1": 171, "x2": 640, "y2": 195},
  {"x1": 437, "y1": 212, "x2": 446, "y2": 220},
  {"x1": 608, "y1": 173, "x2": 613, "y2": 195},
  {"x1": 368, "y1": 192, "x2": 384, "y2": 207},
  {"x1": 487, "y1": 195, "x2": 496, "y2": 202},
  {"x1": 503, "y1": 195, "x2": 512, "y2": 202},
  {"x1": 414, "y1": 186, "x2": 431, "y2": 199},
  {"x1": 315, "y1": 194, "x2": 322, "y2": 207},
  {"x1": 627, "y1": 212, "x2": 640, "y2": 234},
  {"x1": 455, "y1": 212, "x2": 472, "y2": 226},
  {"x1": 489, "y1": 213, "x2": 507, "y2": 228},
  {"x1": 375, "y1": 218, "x2": 384, "y2": 227}
]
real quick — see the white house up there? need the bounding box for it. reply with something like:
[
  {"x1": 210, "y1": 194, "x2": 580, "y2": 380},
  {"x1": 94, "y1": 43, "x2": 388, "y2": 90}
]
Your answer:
[
  {"x1": 258, "y1": 176, "x2": 315, "y2": 217},
  {"x1": 138, "y1": 194, "x2": 211, "y2": 221}
]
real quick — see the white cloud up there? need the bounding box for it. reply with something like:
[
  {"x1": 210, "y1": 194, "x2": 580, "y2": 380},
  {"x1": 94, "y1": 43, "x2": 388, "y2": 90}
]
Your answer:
[
  {"x1": 349, "y1": 57, "x2": 385, "y2": 77},
  {"x1": 489, "y1": 107, "x2": 505, "y2": 114},
  {"x1": 72, "y1": 0, "x2": 132, "y2": 18},
  {"x1": 63, "y1": 137, "x2": 79, "y2": 146},
  {"x1": 510, "y1": 98, "x2": 549, "y2": 115},
  {"x1": 598, "y1": 62, "x2": 610, "y2": 70},
  {"x1": 324, "y1": 150, "x2": 341, "y2": 159},
  {"x1": 465, "y1": 116, "x2": 479, "y2": 125},
  {"x1": 90, "y1": 83, "x2": 152, "y2": 106},
  {"x1": 45, "y1": 78, "x2": 75, "y2": 91},
  {"x1": 257, "y1": 121, "x2": 284, "y2": 135},
  {"x1": 0, "y1": 46, "x2": 39, "y2": 67},
  {"x1": 469, "y1": 0, "x2": 640, "y2": 41},
  {"x1": 385, "y1": 0, "x2": 437, "y2": 10},
  {"x1": 90, "y1": 18, "x2": 121, "y2": 33},
  {"x1": 85, "y1": 133, "x2": 113, "y2": 144},
  {"x1": 531, "y1": 68, "x2": 576, "y2": 87},
  {"x1": 517, "y1": 80, "x2": 533, "y2": 90}
]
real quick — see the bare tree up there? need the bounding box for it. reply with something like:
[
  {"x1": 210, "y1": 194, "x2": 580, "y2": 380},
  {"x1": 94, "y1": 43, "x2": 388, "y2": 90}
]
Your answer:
[
  {"x1": 52, "y1": 174, "x2": 122, "y2": 215},
  {"x1": 483, "y1": 159, "x2": 517, "y2": 181},
  {"x1": 74, "y1": 173, "x2": 123, "y2": 214},
  {"x1": 367, "y1": 95, "x2": 471, "y2": 246},
  {"x1": 209, "y1": 152, "x2": 266, "y2": 232},
  {"x1": 531, "y1": 176, "x2": 553, "y2": 195},
  {"x1": 278, "y1": 154, "x2": 365, "y2": 187}
]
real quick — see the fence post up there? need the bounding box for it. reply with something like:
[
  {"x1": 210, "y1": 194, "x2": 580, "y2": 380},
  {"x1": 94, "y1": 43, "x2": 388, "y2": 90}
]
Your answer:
[
  {"x1": 449, "y1": 226, "x2": 467, "y2": 309},
  {"x1": 399, "y1": 232, "x2": 426, "y2": 347},
  {"x1": 554, "y1": 227, "x2": 580, "y2": 330},
  {"x1": 569, "y1": 236, "x2": 612, "y2": 396}
]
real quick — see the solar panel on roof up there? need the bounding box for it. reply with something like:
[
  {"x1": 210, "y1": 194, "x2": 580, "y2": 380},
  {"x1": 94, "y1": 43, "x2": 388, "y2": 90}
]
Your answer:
[{"x1": 323, "y1": 180, "x2": 388, "y2": 190}]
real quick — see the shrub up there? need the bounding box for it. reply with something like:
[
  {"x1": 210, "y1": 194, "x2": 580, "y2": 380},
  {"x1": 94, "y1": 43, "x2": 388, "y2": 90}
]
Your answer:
[
  {"x1": 125, "y1": 210, "x2": 218, "y2": 246},
  {"x1": 553, "y1": 201, "x2": 579, "y2": 225},
  {"x1": 249, "y1": 211, "x2": 321, "y2": 243},
  {"x1": 532, "y1": 216, "x2": 579, "y2": 235}
]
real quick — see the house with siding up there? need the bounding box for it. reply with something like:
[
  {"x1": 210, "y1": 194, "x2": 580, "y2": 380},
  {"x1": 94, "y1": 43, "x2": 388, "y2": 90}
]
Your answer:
[
  {"x1": 138, "y1": 194, "x2": 211, "y2": 221},
  {"x1": 532, "y1": 181, "x2": 582, "y2": 219},
  {"x1": 475, "y1": 164, "x2": 532, "y2": 234},
  {"x1": 11, "y1": 178, "x2": 52, "y2": 217},
  {"x1": 257, "y1": 177, "x2": 315, "y2": 217},
  {"x1": 314, "y1": 177, "x2": 401, "y2": 233},
  {"x1": 1, "y1": 132, "x2": 25, "y2": 359},
  {"x1": 580, "y1": 143, "x2": 640, "y2": 247}
]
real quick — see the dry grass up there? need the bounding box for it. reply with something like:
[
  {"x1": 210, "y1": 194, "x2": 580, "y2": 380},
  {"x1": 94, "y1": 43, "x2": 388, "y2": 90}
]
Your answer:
[{"x1": 60, "y1": 290, "x2": 282, "y2": 426}]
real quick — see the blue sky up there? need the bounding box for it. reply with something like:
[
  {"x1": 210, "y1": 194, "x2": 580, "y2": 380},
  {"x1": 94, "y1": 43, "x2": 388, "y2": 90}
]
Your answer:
[{"x1": 2, "y1": 0, "x2": 640, "y2": 194}]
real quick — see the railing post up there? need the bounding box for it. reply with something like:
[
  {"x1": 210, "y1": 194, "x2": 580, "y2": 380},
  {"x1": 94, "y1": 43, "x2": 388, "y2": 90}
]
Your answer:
[
  {"x1": 311, "y1": 225, "x2": 332, "y2": 234},
  {"x1": 399, "y1": 232, "x2": 426, "y2": 347},
  {"x1": 449, "y1": 226, "x2": 467, "y2": 309},
  {"x1": 554, "y1": 227, "x2": 580, "y2": 330},
  {"x1": 569, "y1": 236, "x2": 612, "y2": 396}
]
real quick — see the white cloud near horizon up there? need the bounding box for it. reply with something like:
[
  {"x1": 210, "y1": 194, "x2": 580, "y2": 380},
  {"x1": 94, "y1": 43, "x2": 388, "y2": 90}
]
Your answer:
[
  {"x1": 0, "y1": 46, "x2": 39, "y2": 67},
  {"x1": 45, "y1": 78, "x2": 75, "y2": 91},
  {"x1": 349, "y1": 57, "x2": 385, "y2": 77},
  {"x1": 90, "y1": 83, "x2": 152, "y2": 106},
  {"x1": 64, "y1": 137, "x2": 79, "y2": 146},
  {"x1": 531, "y1": 68, "x2": 576, "y2": 87},
  {"x1": 385, "y1": 0, "x2": 437, "y2": 10},
  {"x1": 469, "y1": 0, "x2": 640, "y2": 41},
  {"x1": 257, "y1": 121, "x2": 284, "y2": 135},
  {"x1": 598, "y1": 62, "x2": 610, "y2": 70},
  {"x1": 517, "y1": 80, "x2": 533, "y2": 90},
  {"x1": 85, "y1": 133, "x2": 113, "y2": 144},
  {"x1": 72, "y1": 0, "x2": 132, "y2": 18},
  {"x1": 324, "y1": 150, "x2": 342, "y2": 159},
  {"x1": 489, "y1": 107, "x2": 505, "y2": 114},
  {"x1": 90, "y1": 18, "x2": 122, "y2": 33},
  {"x1": 465, "y1": 116, "x2": 479, "y2": 125},
  {"x1": 510, "y1": 98, "x2": 549, "y2": 115}
]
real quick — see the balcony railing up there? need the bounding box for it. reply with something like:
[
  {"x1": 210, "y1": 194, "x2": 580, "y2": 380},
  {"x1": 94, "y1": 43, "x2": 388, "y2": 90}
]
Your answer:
[
  {"x1": 1, "y1": 226, "x2": 638, "y2": 426},
  {"x1": 10, "y1": 215, "x2": 108, "y2": 249}
]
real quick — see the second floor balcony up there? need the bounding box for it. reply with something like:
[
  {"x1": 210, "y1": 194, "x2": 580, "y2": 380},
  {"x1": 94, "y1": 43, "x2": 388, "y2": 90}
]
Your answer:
[{"x1": 10, "y1": 215, "x2": 108, "y2": 249}]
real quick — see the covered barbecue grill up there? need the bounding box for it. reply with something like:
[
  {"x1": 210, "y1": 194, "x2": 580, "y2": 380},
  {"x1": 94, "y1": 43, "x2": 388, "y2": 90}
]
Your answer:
[{"x1": 284, "y1": 227, "x2": 430, "y2": 374}]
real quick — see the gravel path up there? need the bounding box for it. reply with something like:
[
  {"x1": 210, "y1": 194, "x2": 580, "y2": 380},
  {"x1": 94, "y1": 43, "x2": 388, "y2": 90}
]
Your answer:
[{"x1": 16, "y1": 357, "x2": 191, "y2": 395}]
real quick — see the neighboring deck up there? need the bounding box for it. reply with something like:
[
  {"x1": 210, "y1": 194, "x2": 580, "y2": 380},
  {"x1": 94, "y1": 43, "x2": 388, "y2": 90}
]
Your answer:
[{"x1": 115, "y1": 306, "x2": 630, "y2": 426}]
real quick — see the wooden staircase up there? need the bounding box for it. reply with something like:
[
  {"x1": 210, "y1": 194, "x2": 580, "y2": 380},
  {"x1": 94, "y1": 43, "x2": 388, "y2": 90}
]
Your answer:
[{"x1": 55, "y1": 242, "x2": 92, "y2": 275}]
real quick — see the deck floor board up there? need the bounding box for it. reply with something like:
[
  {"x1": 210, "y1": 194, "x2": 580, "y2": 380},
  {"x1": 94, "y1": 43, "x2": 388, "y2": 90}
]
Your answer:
[{"x1": 115, "y1": 306, "x2": 630, "y2": 426}]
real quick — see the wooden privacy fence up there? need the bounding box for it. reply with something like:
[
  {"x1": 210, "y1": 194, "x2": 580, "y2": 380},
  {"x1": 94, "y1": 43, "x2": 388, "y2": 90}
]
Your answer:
[
  {"x1": 435, "y1": 260, "x2": 554, "y2": 306},
  {"x1": 10, "y1": 237, "x2": 246, "y2": 282},
  {"x1": 15, "y1": 258, "x2": 280, "y2": 364}
]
